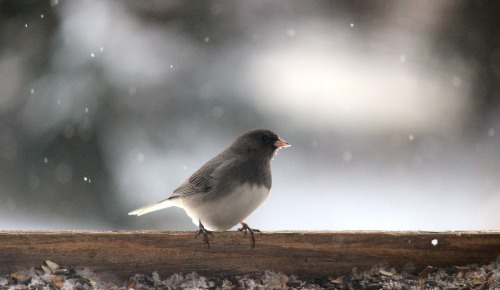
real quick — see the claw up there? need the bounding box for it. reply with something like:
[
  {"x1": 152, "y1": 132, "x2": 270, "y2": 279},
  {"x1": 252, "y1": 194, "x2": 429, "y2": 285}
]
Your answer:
[
  {"x1": 195, "y1": 221, "x2": 213, "y2": 248},
  {"x1": 238, "y1": 222, "x2": 261, "y2": 248}
]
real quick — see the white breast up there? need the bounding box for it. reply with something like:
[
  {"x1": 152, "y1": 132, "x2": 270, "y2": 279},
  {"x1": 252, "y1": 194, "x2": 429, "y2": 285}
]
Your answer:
[{"x1": 180, "y1": 183, "x2": 270, "y2": 231}]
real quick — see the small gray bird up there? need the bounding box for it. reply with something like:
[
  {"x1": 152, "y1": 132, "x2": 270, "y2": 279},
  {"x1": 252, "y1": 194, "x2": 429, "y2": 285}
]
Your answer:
[{"x1": 128, "y1": 129, "x2": 289, "y2": 247}]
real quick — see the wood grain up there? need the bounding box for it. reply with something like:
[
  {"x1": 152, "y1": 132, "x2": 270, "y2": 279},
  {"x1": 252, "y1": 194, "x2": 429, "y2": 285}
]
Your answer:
[{"x1": 0, "y1": 231, "x2": 499, "y2": 282}]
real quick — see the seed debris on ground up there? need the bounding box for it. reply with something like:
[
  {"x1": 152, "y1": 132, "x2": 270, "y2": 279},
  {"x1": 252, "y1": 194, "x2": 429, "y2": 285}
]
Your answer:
[{"x1": 1, "y1": 260, "x2": 498, "y2": 289}]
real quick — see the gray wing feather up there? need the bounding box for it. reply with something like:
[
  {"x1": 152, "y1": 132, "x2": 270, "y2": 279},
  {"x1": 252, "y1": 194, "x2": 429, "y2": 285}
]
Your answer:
[{"x1": 168, "y1": 154, "x2": 229, "y2": 200}]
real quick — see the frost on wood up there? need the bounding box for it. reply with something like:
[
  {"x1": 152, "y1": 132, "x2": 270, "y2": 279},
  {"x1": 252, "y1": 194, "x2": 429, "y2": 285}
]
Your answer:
[{"x1": 1, "y1": 261, "x2": 499, "y2": 289}]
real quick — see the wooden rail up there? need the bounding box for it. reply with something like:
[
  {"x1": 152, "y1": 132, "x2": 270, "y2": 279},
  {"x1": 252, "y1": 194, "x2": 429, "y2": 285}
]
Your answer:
[{"x1": 1, "y1": 231, "x2": 499, "y2": 282}]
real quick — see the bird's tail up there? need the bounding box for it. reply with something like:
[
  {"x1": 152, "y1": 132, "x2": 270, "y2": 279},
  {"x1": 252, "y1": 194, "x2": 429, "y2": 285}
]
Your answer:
[{"x1": 128, "y1": 198, "x2": 174, "y2": 216}]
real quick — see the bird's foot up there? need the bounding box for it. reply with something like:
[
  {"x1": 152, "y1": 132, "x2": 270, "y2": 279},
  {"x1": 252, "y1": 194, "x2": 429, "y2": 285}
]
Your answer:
[
  {"x1": 238, "y1": 222, "x2": 261, "y2": 248},
  {"x1": 195, "y1": 221, "x2": 214, "y2": 248}
]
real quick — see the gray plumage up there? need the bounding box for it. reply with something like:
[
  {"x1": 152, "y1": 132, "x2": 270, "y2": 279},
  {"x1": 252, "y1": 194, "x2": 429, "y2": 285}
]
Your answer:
[{"x1": 128, "y1": 129, "x2": 289, "y2": 232}]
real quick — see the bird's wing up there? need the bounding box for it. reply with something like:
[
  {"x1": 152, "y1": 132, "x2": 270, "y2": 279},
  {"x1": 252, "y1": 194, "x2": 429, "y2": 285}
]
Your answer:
[
  {"x1": 169, "y1": 156, "x2": 227, "y2": 199},
  {"x1": 128, "y1": 153, "x2": 231, "y2": 216},
  {"x1": 127, "y1": 168, "x2": 218, "y2": 217}
]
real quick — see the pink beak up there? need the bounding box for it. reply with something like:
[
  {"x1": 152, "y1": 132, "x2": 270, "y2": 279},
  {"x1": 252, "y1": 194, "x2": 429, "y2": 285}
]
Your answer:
[{"x1": 274, "y1": 138, "x2": 290, "y2": 148}]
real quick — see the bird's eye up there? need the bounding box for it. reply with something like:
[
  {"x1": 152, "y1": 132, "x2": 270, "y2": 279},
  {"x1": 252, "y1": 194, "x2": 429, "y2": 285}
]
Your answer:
[{"x1": 261, "y1": 135, "x2": 268, "y2": 142}]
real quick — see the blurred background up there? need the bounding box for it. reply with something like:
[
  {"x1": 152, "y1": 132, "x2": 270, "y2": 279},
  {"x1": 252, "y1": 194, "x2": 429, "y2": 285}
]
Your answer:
[{"x1": 0, "y1": 0, "x2": 498, "y2": 231}]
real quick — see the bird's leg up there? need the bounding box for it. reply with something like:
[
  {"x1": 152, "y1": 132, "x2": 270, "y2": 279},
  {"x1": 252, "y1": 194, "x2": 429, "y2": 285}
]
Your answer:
[
  {"x1": 238, "y1": 222, "x2": 261, "y2": 248},
  {"x1": 195, "y1": 220, "x2": 214, "y2": 248}
]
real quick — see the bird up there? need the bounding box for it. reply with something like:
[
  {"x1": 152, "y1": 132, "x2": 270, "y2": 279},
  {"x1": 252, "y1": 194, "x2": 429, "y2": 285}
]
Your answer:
[{"x1": 128, "y1": 128, "x2": 289, "y2": 248}]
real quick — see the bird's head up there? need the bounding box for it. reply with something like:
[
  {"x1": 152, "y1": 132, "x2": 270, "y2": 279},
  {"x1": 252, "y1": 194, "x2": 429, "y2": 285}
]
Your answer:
[{"x1": 230, "y1": 129, "x2": 289, "y2": 159}]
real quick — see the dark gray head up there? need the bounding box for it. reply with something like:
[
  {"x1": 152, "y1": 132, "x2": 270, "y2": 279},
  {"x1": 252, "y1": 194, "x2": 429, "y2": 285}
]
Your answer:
[{"x1": 229, "y1": 129, "x2": 289, "y2": 159}]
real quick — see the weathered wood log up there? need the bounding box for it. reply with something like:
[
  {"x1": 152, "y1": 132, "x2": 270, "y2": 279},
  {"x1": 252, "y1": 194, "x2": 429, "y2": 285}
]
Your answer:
[{"x1": 1, "y1": 231, "x2": 499, "y2": 282}]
